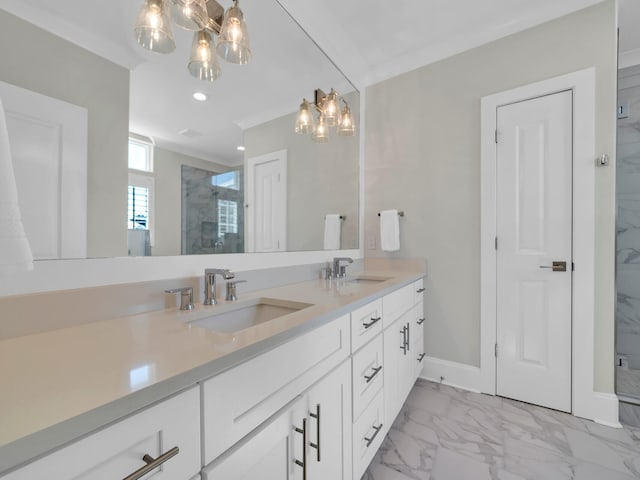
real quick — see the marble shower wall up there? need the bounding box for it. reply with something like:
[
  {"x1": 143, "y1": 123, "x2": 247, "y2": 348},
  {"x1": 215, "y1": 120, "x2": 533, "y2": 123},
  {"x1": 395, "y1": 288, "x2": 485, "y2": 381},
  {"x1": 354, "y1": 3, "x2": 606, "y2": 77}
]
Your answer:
[{"x1": 617, "y1": 76, "x2": 640, "y2": 375}]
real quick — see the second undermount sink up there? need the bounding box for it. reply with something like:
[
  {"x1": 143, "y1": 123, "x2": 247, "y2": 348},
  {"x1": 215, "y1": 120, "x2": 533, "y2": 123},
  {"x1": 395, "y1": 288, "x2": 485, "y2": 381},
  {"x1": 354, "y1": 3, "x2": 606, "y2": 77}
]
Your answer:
[
  {"x1": 344, "y1": 275, "x2": 390, "y2": 284},
  {"x1": 191, "y1": 297, "x2": 314, "y2": 334}
]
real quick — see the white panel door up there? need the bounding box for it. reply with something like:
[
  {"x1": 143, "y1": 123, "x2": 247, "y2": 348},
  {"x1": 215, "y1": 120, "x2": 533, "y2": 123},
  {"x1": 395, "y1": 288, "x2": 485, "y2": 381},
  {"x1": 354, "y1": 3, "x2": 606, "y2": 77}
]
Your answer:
[
  {"x1": 0, "y1": 81, "x2": 87, "y2": 259},
  {"x1": 247, "y1": 150, "x2": 287, "y2": 252},
  {"x1": 496, "y1": 90, "x2": 572, "y2": 412}
]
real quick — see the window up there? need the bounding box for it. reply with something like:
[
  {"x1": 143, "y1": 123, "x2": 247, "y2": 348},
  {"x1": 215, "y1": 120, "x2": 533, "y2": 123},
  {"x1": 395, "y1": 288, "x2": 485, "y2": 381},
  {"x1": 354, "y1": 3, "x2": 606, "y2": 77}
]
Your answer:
[
  {"x1": 218, "y1": 200, "x2": 238, "y2": 238},
  {"x1": 128, "y1": 136, "x2": 154, "y2": 172},
  {"x1": 127, "y1": 185, "x2": 149, "y2": 230},
  {"x1": 211, "y1": 170, "x2": 240, "y2": 190},
  {"x1": 128, "y1": 131, "x2": 155, "y2": 250}
]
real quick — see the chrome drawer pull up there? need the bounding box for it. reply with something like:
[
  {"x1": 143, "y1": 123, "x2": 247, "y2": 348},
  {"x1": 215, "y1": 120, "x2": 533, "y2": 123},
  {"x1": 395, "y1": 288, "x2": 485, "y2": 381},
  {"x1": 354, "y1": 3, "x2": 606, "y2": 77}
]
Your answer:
[
  {"x1": 406, "y1": 322, "x2": 410, "y2": 351},
  {"x1": 294, "y1": 418, "x2": 307, "y2": 480},
  {"x1": 364, "y1": 366, "x2": 383, "y2": 383},
  {"x1": 122, "y1": 446, "x2": 179, "y2": 480},
  {"x1": 364, "y1": 424, "x2": 383, "y2": 447},
  {"x1": 400, "y1": 326, "x2": 407, "y2": 354},
  {"x1": 309, "y1": 404, "x2": 321, "y2": 462},
  {"x1": 417, "y1": 317, "x2": 425, "y2": 325},
  {"x1": 418, "y1": 353, "x2": 426, "y2": 363},
  {"x1": 363, "y1": 316, "x2": 381, "y2": 329},
  {"x1": 416, "y1": 287, "x2": 426, "y2": 293}
]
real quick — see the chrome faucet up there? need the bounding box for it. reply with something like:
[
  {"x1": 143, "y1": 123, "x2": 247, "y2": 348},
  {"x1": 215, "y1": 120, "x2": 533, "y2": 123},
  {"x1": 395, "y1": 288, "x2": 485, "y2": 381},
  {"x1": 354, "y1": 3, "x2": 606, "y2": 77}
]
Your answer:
[
  {"x1": 204, "y1": 268, "x2": 235, "y2": 305},
  {"x1": 332, "y1": 257, "x2": 353, "y2": 278}
]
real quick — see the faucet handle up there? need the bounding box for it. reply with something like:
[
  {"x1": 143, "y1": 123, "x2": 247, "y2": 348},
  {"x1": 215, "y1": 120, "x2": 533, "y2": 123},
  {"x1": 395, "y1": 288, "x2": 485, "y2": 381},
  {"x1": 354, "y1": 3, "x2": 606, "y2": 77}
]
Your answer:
[
  {"x1": 225, "y1": 280, "x2": 247, "y2": 302},
  {"x1": 164, "y1": 287, "x2": 195, "y2": 311}
]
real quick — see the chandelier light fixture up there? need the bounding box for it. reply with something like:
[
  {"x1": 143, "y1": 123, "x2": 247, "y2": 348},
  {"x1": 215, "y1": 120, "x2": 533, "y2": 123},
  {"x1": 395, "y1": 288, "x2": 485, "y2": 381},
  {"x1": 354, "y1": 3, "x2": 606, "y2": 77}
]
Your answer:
[
  {"x1": 134, "y1": 0, "x2": 251, "y2": 82},
  {"x1": 295, "y1": 89, "x2": 356, "y2": 142}
]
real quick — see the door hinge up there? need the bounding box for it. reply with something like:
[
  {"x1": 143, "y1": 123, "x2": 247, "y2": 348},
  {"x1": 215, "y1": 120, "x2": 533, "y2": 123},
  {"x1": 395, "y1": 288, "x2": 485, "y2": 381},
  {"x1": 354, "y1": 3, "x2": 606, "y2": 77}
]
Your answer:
[
  {"x1": 495, "y1": 237, "x2": 498, "y2": 250},
  {"x1": 495, "y1": 129, "x2": 498, "y2": 144},
  {"x1": 495, "y1": 343, "x2": 498, "y2": 357}
]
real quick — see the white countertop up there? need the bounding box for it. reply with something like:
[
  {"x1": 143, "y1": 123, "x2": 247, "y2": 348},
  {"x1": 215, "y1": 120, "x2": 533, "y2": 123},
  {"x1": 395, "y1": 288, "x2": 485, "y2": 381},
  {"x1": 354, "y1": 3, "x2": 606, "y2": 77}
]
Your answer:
[{"x1": 0, "y1": 268, "x2": 424, "y2": 474}]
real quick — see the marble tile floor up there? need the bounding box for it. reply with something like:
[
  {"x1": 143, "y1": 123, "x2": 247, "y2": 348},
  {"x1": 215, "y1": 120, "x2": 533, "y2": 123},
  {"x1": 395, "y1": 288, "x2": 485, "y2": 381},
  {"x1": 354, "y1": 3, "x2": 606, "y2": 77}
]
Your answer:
[{"x1": 363, "y1": 379, "x2": 640, "y2": 480}]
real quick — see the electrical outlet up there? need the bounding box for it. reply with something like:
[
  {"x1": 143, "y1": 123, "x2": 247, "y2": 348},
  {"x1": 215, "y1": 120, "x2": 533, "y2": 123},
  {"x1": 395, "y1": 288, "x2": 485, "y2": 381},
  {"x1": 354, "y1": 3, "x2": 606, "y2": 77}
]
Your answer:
[{"x1": 367, "y1": 235, "x2": 376, "y2": 250}]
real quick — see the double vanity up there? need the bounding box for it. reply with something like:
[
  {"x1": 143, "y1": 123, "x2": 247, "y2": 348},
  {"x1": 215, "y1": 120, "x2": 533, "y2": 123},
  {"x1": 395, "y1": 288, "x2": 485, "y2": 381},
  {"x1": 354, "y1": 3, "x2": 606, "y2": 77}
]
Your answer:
[{"x1": 0, "y1": 262, "x2": 426, "y2": 479}]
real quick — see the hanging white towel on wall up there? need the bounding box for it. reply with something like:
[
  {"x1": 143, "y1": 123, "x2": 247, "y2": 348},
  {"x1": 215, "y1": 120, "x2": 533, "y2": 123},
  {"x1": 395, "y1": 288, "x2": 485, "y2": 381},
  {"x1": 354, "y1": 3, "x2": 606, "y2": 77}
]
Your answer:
[
  {"x1": 0, "y1": 97, "x2": 33, "y2": 275},
  {"x1": 324, "y1": 214, "x2": 342, "y2": 250},
  {"x1": 380, "y1": 209, "x2": 400, "y2": 252}
]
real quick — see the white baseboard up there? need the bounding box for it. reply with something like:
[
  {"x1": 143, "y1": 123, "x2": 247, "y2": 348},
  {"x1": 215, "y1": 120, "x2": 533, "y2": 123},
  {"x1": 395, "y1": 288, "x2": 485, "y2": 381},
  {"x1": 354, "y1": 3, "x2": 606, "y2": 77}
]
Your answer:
[
  {"x1": 419, "y1": 356, "x2": 483, "y2": 393},
  {"x1": 591, "y1": 392, "x2": 621, "y2": 428}
]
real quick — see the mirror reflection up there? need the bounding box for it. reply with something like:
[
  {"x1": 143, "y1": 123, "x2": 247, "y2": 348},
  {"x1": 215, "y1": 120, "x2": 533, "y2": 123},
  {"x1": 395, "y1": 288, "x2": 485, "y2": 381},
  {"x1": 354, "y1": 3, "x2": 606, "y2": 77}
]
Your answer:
[{"x1": 0, "y1": 0, "x2": 359, "y2": 259}]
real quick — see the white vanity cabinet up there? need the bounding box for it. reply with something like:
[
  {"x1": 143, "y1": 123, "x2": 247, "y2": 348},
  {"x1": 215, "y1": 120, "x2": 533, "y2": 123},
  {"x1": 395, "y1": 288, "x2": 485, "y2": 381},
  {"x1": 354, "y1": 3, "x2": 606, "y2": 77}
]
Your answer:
[
  {"x1": 3, "y1": 387, "x2": 201, "y2": 480},
  {"x1": 202, "y1": 360, "x2": 352, "y2": 480},
  {"x1": 382, "y1": 280, "x2": 425, "y2": 430}
]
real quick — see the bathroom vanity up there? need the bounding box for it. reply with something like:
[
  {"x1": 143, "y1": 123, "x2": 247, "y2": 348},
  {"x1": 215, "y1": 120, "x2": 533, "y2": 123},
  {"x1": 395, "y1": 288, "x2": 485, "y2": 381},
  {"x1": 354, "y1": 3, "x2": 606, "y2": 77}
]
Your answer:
[{"x1": 0, "y1": 268, "x2": 425, "y2": 479}]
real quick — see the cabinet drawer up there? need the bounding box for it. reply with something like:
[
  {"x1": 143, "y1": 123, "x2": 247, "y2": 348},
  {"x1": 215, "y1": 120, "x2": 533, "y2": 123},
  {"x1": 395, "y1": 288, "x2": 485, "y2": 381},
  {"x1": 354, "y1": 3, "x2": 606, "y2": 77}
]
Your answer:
[
  {"x1": 411, "y1": 303, "x2": 426, "y2": 380},
  {"x1": 414, "y1": 278, "x2": 425, "y2": 305},
  {"x1": 352, "y1": 390, "x2": 385, "y2": 480},
  {"x1": 350, "y1": 298, "x2": 383, "y2": 352},
  {"x1": 352, "y1": 333, "x2": 384, "y2": 421},
  {"x1": 202, "y1": 315, "x2": 350, "y2": 464},
  {"x1": 5, "y1": 387, "x2": 201, "y2": 480},
  {"x1": 382, "y1": 283, "x2": 414, "y2": 327}
]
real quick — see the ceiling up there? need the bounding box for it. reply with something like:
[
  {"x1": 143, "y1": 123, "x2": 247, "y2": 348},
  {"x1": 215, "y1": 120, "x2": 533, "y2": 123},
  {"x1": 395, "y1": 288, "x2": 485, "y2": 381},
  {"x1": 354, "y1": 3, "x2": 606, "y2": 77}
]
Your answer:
[{"x1": 0, "y1": 0, "x2": 615, "y2": 166}]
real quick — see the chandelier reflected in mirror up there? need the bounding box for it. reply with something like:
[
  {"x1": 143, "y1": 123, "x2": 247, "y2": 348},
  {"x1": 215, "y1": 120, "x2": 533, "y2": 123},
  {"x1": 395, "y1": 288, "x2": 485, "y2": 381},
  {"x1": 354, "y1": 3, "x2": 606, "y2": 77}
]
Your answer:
[
  {"x1": 295, "y1": 89, "x2": 356, "y2": 143},
  {"x1": 134, "y1": 0, "x2": 251, "y2": 82}
]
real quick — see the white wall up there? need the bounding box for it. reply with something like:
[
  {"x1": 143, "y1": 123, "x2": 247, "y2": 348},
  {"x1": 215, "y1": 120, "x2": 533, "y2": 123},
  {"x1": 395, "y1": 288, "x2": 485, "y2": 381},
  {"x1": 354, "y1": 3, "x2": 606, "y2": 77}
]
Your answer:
[
  {"x1": 0, "y1": 9, "x2": 130, "y2": 258},
  {"x1": 364, "y1": 1, "x2": 617, "y2": 392}
]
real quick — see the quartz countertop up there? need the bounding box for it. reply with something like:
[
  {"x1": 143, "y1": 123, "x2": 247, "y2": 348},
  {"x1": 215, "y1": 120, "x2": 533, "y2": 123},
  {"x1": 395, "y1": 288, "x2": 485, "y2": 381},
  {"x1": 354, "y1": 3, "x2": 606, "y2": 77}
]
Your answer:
[{"x1": 0, "y1": 268, "x2": 424, "y2": 474}]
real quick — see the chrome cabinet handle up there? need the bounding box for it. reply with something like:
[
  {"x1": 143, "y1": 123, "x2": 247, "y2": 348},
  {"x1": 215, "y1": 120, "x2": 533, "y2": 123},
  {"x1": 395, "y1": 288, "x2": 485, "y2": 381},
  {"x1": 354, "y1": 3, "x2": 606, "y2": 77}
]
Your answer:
[
  {"x1": 122, "y1": 446, "x2": 179, "y2": 480},
  {"x1": 417, "y1": 287, "x2": 426, "y2": 293},
  {"x1": 418, "y1": 353, "x2": 426, "y2": 363},
  {"x1": 309, "y1": 404, "x2": 321, "y2": 462},
  {"x1": 364, "y1": 366, "x2": 383, "y2": 383},
  {"x1": 400, "y1": 326, "x2": 407, "y2": 354},
  {"x1": 363, "y1": 316, "x2": 381, "y2": 329},
  {"x1": 294, "y1": 418, "x2": 307, "y2": 480},
  {"x1": 417, "y1": 317, "x2": 425, "y2": 325},
  {"x1": 406, "y1": 322, "x2": 410, "y2": 351},
  {"x1": 364, "y1": 424, "x2": 384, "y2": 447}
]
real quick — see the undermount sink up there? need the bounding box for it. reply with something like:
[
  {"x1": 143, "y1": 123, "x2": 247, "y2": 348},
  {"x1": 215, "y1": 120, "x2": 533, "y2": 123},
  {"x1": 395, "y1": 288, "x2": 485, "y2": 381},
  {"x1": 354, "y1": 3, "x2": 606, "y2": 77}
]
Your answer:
[
  {"x1": 344, "y1": 276, "x2": 390, "y2": 284},
  {"x1": 191, "y1": 297, "x2": 313, "y2": 334}
]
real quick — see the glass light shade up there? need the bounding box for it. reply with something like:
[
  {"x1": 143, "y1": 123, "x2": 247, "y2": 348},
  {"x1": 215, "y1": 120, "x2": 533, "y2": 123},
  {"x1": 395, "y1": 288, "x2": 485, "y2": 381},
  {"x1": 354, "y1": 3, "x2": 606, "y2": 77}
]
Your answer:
[
  {"x1": 169, "y1": 0, "x2": 209, "y2": 31},
  {"x1": 216, "y1": 1, "x2": 251, "y2": 64},
  {"x1": 322, "y1": 89, "x2": 339, "y2": 127},
  {"x1": 337, "y1": 105, "x2": 356, "y2": 136},
  {"x1": 312, "y1": 114, "x2": 329, "y2": 143},
  {"x1": 134, "y1": 0, "x2": 176, "y2": 53},
  {"x1": 295, "y1": 99, "x2": 314, "y2": 134},
  {"x1": 188, "y1": 30, "x2": 221, "y2": 82}
]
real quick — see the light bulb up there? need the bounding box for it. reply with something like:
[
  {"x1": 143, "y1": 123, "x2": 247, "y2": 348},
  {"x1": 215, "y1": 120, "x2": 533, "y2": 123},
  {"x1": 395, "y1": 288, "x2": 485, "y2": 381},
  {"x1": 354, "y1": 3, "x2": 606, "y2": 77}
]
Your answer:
[
  {"x1": 216, "y1": 0, "x2": 251, "y2": 64},
  {"x1": 323, "y1": 89, "x2": 339, "y2": 127},
  {"x1": 134, "y1": 0, "x2": 176, "y2": 53},
  {"x1": 295, "y1": 99, "x2": 314, "y2": 134},
  {"x1": 312, "y1": 113, "x2": 329, "y2": 143},
  {"x1": 188, "y1": 30, "x2": 221, "y2": 82},
  {"x1": 337, "y1": 104, "x2": 356, "y2": 136}
]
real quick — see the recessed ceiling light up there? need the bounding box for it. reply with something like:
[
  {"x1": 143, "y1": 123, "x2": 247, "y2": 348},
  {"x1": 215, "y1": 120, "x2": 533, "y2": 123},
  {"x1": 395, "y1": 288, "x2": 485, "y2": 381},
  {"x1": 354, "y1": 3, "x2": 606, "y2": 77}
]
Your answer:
[
  {"x1": 237, "y1": 146, "x2": 246, "y2": 151},
  {"x1": 193, "y1": 92, "x2": 207, "y2": 102}
]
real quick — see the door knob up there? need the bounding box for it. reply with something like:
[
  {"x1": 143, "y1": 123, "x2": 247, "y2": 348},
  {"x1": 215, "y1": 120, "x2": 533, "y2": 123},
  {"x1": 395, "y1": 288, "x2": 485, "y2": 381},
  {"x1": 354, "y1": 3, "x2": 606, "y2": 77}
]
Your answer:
[{"x1": 539, "y1": 261, "x2": 567, "y2": 272}]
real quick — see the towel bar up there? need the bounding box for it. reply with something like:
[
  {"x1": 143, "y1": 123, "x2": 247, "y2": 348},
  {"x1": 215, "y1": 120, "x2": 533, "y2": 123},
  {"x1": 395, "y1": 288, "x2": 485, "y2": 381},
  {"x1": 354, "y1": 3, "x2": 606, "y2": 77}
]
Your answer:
[{"x1": 377, "y1": 211, "x2": 404, "y2": 217}]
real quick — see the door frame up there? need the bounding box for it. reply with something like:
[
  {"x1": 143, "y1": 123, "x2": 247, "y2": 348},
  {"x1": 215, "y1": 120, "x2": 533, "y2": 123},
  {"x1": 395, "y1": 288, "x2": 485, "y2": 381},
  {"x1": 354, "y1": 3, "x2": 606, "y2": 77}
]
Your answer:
[
  {"x1": 246, "y1": 149, "x2": 288, "y2": 253},
  {"x1": 480, "y1": 68, "x2": 595, "y2": 419}
]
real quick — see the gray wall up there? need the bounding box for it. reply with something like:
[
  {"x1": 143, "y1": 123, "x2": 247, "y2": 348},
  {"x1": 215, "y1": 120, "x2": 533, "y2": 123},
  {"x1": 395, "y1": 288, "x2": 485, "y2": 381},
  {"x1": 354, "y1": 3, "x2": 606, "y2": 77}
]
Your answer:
[
  {"x1": 364, "y1": 2, "x2": 617, "y2": 392},
  {"x1": 244, "y1": 93, "x2": 360, "y2": 251},
  {"x1": 153, "y1": 146, "x2": 229, "y2": 256},
  {"x1": 0, "y1": 10, "x2": 130, "y2": 258}
]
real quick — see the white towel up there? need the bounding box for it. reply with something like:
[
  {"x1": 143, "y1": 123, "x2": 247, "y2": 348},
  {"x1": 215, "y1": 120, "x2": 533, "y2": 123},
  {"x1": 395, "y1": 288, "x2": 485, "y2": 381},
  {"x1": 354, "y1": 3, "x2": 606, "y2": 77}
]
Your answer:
[
  {"x1": 380, "y1": 209, "x2": 400, "y2": 252},
  {"x1": 324, "y1": 214, "x2": 342, "y2": 250},
  {"x1": 0, "y1": 97, "x2": 33, "y2": 275}
]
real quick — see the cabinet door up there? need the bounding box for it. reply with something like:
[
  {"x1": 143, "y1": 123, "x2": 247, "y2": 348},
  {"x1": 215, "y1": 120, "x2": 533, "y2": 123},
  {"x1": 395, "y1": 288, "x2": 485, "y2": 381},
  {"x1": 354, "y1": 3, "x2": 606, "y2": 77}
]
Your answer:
[
  {"x1": 203, "y1": 396, "x2": 307, "y2": 480},
  {"x1": 305, "y1": 360, "x2": 352, "y2": 480},
  {"x1": 383, "y1": 315, "x2": 404, "y2": 428}
]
